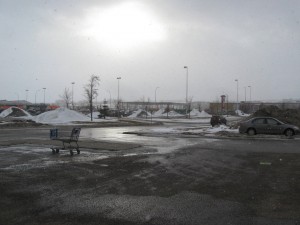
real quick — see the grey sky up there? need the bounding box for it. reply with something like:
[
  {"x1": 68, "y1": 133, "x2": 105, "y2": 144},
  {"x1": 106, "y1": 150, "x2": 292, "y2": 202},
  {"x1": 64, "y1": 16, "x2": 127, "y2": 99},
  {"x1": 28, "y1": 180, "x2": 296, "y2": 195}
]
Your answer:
[{"x1": 1, "y1": 0, "x2": 300, "y2": 104}]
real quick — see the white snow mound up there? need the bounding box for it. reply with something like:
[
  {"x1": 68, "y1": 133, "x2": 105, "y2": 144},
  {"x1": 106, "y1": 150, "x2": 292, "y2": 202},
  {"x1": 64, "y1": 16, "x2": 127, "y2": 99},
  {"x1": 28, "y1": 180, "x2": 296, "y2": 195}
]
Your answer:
[
  {"x1": 34, "y1": 107, "x2": 89, "y2": 124},
  {"x1": 189, "y1": 109, "x2": 212, "y2": 118},
  {"x1": 128, "y1": 109, "x2": 151, "y2": 118}
]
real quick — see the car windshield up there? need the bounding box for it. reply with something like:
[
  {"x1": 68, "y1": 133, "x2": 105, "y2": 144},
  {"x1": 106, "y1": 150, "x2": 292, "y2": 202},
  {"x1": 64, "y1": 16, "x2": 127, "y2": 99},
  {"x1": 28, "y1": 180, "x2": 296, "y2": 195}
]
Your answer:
[{"x1": 1, "y1": 1, "x2": 300, "y2": 225}]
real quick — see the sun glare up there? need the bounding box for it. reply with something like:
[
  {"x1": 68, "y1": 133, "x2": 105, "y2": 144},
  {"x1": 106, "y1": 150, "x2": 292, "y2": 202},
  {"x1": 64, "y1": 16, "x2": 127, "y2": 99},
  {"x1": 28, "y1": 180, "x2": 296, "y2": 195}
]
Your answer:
[{"x1": 81, "y1": 2, "x2": 166, "y2": 49}]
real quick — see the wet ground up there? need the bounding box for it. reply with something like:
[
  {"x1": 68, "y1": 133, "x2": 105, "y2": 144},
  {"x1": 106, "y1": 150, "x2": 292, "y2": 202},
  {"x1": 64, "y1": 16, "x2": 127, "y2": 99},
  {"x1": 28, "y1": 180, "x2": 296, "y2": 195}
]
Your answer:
[{"x1": 0, "y1": 125, "x2": 300, "y2": 225}]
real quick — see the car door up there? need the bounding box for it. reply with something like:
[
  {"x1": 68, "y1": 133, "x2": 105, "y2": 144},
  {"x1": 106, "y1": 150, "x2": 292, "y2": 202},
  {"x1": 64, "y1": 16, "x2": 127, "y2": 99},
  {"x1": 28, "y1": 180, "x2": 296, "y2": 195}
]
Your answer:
[
  {"x1": 266, "y1": 118, "x2": 284, "y2": 134},
  {"x1": 252, "y1": 118, "x2": 267, "y2": 134}
]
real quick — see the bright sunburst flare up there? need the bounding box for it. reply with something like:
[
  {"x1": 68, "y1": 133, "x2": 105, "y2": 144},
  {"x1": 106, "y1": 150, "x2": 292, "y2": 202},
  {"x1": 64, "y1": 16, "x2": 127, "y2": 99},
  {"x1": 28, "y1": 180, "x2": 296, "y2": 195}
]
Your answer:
[{"x1": 81, "y1": 2, "x2": 166, "y2": 49}]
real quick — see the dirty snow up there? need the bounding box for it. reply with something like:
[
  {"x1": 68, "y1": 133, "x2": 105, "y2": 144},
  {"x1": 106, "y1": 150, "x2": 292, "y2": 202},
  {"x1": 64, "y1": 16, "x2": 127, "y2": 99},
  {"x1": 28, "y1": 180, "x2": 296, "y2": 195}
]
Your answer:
[
  {"x1": 235, "y1": 110, "x2": 250, "y2": 117},
  {"x1": 0, "y1": 106, "x2": 32, "y2": 118}
]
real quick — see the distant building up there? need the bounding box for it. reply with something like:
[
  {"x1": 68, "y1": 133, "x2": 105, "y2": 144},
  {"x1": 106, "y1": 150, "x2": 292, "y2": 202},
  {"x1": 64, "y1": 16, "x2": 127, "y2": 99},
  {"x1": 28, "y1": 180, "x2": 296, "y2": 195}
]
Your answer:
[{"x1": 0, "y1": 100, "x2": 31, "y2": 112}]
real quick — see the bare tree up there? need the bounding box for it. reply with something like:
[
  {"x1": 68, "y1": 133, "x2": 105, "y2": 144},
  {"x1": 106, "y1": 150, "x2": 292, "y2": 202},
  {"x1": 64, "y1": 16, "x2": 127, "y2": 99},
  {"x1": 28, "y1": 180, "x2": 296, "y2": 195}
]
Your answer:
[
  {"x1": 84, "y1": 75, "x2": 100, "y2": 121},
  {"x1": 60, "y1": 88, "x2": 72, "y2": 108}
]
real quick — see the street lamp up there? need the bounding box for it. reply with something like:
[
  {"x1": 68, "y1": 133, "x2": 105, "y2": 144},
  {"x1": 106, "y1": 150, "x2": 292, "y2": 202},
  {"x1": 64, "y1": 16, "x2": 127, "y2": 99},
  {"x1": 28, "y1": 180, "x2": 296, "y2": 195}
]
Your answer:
[
  {"x1": 184, "y1": 66, "x2": 189, "y2": 118},
  {"x1": 155, "y1": 87, "x2": 160, "y2": 103},
  {"x1": 35, "y1": 89, "x2": 40, "y2": 104},
  {"x1": 244, "y1": 86, "x2": 247, "y2": 102},
  {"x1": 248, "y1": 85, "x2": 252, "y2": 113},
  {"x1": 107, "y1": 90, "x2": 112, "y2": 108},
  {"x1": 234, "y1": 79, "x2": 239, "y2": 114},
  {"x1": 25, "y1": 89, "x2": 29, "y2": 102},
  {"x1": 71, "y1": 82, "x2": 75, "y2": 109},
  {"x1": 248, "y1": 86, "x2": 252, "y2": 102},
  {"x1": 117, "y1": 77, "x2": 121, "y2": 118},
  {"x1": 15, "y1": 92, "x2": 19, "y2": 104},
  {"x1": 43, "y1": 88, "x2": 46, "y2": 104}
]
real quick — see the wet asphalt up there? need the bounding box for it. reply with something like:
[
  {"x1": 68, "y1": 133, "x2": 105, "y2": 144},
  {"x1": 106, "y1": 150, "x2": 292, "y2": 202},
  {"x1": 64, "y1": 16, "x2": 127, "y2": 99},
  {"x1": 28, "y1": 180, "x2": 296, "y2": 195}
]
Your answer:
[{"x1": 0, "y1": 125, "x2": 299, "y2": 225}]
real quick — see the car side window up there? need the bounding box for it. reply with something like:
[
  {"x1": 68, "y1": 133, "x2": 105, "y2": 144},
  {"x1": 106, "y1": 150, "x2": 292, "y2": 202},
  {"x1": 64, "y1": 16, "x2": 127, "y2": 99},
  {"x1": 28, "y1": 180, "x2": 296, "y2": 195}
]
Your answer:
[
  {"x1": 267, "y1": 119, "x2": 278, "y2": 125},
  {"x1": 253, "y1": 118, "x2": 266, "y2": 124}
]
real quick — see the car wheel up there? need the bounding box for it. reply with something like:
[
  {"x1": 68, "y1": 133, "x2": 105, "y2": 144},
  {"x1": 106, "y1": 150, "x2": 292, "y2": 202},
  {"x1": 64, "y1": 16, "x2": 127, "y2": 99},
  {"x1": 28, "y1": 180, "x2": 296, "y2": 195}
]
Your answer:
[
  {"x1": 285, "y1": 129, "x2": 294, "y2": 137},
  {"x1": 247, "y1": 128, "x2": 256, "y2": 135}
]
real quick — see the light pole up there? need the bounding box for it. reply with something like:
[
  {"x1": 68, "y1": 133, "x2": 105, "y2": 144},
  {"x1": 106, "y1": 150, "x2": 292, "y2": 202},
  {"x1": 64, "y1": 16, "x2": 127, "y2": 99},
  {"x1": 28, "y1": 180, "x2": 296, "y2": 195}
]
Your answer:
[
  {"x1": 43, "y1": 88, "x2": 46, "y2": 104},
  {"x1": 35, "y1": 89, "x2": 40, "y2": 104},
  {"x1": 184, "y1": 66, "x2": 189, "y2": 118},
  {"x1": 248, "y1": 86, "x2": 252, "y2": 102},
  {"x1": 15, "y1": 92, "x2": 19, "y2": 104},
  {"x1": 235, "y1": 79, "x2": 239, "y2": 114},
  {"x1": 117, "y1": 77, "x2": 121, "y2": 118},
  {"x1": 248, "y1": 85, "x2": 252, "y2": 113},
  {"x1": 71, "y1": 82, "x2": 75, "y2": 109},
  {"x1": 244, "y1": 86, "x2": 247, "y2": 102},
  {"x1": 25, "y1": 89, "x2": 29, "y2": 102},
  {"x1": 155, "y1": 87, "x2": 159, "y2": 103},
  {"x1": 225, "y1": 94, "x2": 229, "y2": 116},
  {"x1": 107, "y1": 90, "x2": 112, "y2": 108}
]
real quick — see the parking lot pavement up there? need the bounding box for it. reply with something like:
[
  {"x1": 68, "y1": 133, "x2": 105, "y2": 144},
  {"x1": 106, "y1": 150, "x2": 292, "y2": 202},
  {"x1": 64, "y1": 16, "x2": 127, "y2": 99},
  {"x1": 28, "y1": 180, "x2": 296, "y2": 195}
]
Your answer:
[{"x1": 0, "y1": 127, "x2": 300, "y2": 225}]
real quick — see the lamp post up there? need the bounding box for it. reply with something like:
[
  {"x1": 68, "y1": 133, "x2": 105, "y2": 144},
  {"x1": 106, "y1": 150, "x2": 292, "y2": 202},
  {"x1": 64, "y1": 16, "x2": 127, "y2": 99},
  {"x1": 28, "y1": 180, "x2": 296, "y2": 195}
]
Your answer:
[
  {"x1": 107, "y1": 90, "x2": 112, "y2": 108},
  {"x1": 35, "y1": 89, "x2": 40, "y2": 104},
  {"x1": 226, "y1": 94, "x2": 229, "y2": 116},
  {"x1": 235, "y1": 79, "x2": 239, "y2": 114},
  {"x1": 155, "y1": 87, "x2": 159, "y2": 103},
  {"x1": 248, "y1": 86, "x2": 252, "y2": 102},
  {"x1": 71, "y1": 82, "x2": 75, "y2": 109},
  {"x1": 244, "y1": 86, "x2": 247, "y2": 102},
  {"x1": 15, "y1": 92, "x2": 19, "y2": 104},
  {"x1": 43, "y1": 88, "x2": 46, "y2": 104},
  {"x1": 248, "y1": 85, "x2": 252, "y2": 113},
  {"x1": 117, "y1": 77, "x2": 121, "y2": 118},
  {"x1": 25, "y1": 89, "x2": 29, "y2": 102},
  {"x1": 184, "y1": 66, "x2": 189, "y2": 118}
]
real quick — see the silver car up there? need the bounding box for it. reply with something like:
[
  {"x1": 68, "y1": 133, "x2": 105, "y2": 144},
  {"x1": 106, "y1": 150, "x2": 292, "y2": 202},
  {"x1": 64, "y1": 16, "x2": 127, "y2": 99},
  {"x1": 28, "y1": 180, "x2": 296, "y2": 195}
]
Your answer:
[{"x1": 239, "y1": 117, "x2": 299, "y2": 137}]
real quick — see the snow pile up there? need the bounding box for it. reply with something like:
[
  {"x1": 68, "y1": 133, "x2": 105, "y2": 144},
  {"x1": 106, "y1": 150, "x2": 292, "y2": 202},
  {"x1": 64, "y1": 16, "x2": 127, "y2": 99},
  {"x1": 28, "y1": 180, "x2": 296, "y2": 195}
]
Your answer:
[
  {"x1": 205, "y1": 125, "x2": 238, "y2": 134},
  {"x1": 189, "y1": 109, "x2": 212, "y2": 118},
  {"x1": 0, "y1": 107, "x2": 32, "y2": 118},
  {"x1": 128, "y1": 109, "x2": 151, "y2": 118},
  {"x1": 235, "y1": 110, "x2": 250, "y2": 117},
  {"x1": 33, "y1": 107, "x2": 89, "y2": 124},
  {"x1": 163, "y1": 110, "x2": 182, "y2": 117},
  {"x1": 153, "y1": 108, "x2": 164, "y2": 117}
]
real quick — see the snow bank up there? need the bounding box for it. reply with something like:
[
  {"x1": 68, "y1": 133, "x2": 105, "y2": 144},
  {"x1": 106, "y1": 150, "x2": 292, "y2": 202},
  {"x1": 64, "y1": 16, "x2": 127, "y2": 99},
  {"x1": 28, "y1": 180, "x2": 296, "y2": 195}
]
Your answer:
[
  {"x1": 235, "y1": 110, "x2": 250, "y2": 117},
  {"x1": 128, "y1": 109, "x2": 152, "y2": 118},
  {"x1": 0, "y1": 107, "x2": 32, "y2": 118},
  {"x1": 33, "y1": 108, "x2": 89, "y2": 124},
  {"x1": 205, "y1": 125, "x2": 239, "y2": 133},
  {"x1": 153, "y1": 108, "x2": 164, "y2": 117},
  {"x1": 189, "y1": 109, "x2": 212, "y2": 118},
  {"x1": 164, "y1": 110, "x2": 182, "y2": 117}
]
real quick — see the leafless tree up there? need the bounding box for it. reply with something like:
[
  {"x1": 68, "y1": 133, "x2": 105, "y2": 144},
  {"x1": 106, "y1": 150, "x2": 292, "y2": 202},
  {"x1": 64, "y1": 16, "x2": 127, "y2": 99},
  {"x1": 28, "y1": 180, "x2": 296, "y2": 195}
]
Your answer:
[
  {"x1": 83, "y1": 75, "x2": 100, "y2": 121},
  {"x1": 60, "y1": 88, "x2": 72, "y2": 108}
]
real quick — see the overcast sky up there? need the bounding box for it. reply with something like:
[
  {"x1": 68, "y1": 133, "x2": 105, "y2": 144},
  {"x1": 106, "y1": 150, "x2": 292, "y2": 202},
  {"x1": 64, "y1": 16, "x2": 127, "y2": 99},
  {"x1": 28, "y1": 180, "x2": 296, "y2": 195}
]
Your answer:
[{"x1": 1, "y1": 0, "x2": 300, "y2": 104}]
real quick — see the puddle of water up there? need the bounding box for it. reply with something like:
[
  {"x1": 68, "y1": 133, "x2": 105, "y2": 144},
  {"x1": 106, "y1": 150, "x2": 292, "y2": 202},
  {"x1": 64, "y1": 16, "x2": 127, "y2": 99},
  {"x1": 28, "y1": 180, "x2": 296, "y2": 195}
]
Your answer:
[{"x1": 81, "y1": 127, "x2": 220, "y2": 155}]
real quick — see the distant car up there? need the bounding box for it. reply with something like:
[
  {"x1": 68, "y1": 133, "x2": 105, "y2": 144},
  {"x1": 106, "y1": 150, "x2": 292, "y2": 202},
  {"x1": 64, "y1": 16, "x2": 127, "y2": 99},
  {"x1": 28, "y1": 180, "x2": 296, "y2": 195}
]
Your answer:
[{"x1": 239, "y1": 117, "x2": 299, "y2": 137}]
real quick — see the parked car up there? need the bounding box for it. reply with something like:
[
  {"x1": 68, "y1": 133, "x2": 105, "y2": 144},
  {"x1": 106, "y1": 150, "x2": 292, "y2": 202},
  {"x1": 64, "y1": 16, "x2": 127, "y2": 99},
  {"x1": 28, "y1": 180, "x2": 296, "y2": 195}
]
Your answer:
[{"x1": 239, "y1": 117, "x2": 299, "y2": 137}]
